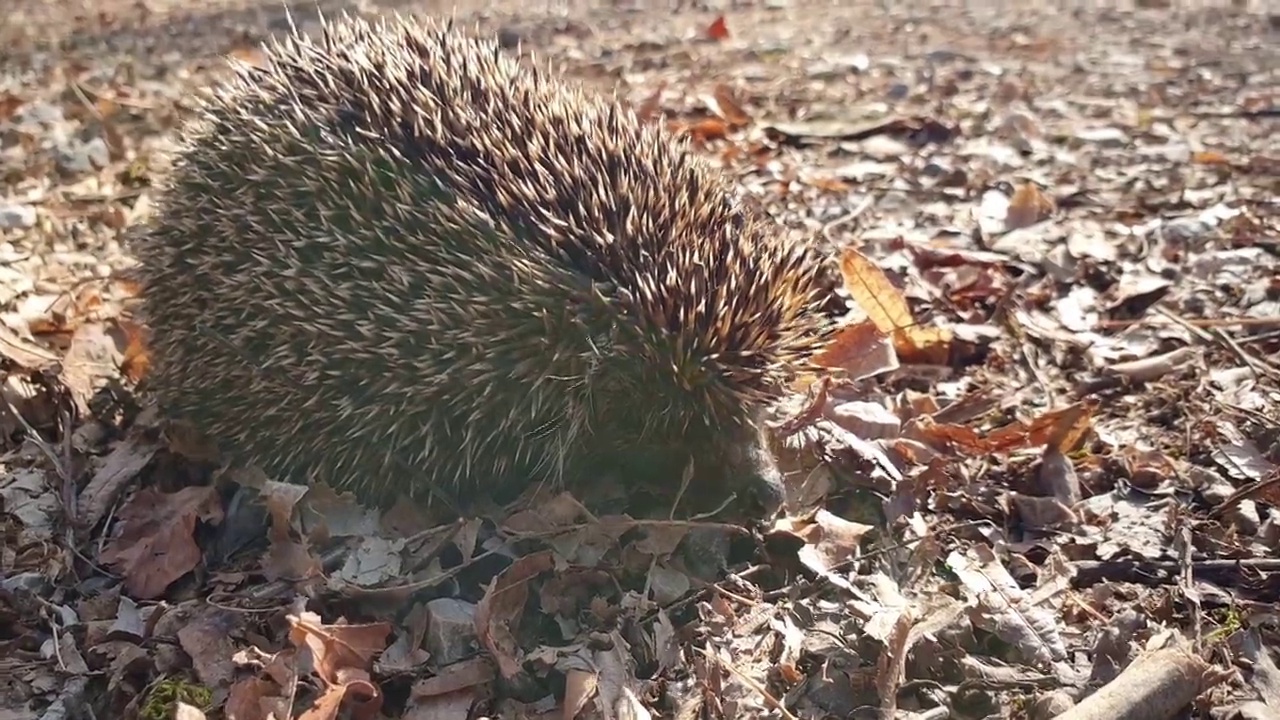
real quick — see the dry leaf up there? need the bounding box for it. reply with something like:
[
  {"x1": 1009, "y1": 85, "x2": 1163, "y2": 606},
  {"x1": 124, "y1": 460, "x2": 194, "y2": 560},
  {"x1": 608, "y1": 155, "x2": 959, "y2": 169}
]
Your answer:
[
  {"x1": 1005, "y1": 181, "x2": 1055, "y2": 230},
  {"x1": 99, "y1": 486, "x2": 224, "y2": 599},
  {"x1": 838, "y1": 247, "x2": 914, "y2": 334},
  {"x1": 1191, "y1": 150, "x2": 1230, "y2": 166},
  {"x1": 564, "y1": 668, "x2": 598, "y2": 720},
  {"x1": 906, "y1": 416, "x2": 992, "y2": 456},
  {"x1": 475, "y1": 550, "x2": 557, "y2": 679},
  {"x1": 705, "y1": 15, "x2": 729, "y2": 40},
  {"x1": 946, "y1": 546, "x2": 1066, "y2": 667},
  {"x1": 677, "y1": 117, "x2": 730, "y2": 144},
  {"x1": 811, "y1": 319, "x2": 899, "y2": 380},
  {"x1": 286, "y1": 611, "x2": 391, "y2": 718},
  {"x1": 837, "y1": 248, "x2": 952, "y2": 365},
  {"x1": 117, "y1": 318, "x2": 151, "y2": 383},
  {"x1": 410, "y1": 657, "x2": 496, "y2": 699},
  {"x1": 986, "y1": 399, "x2": 1098, "y2": 454},
  {"x1": 709, "y1": 83, "x2": 751, "y2": 126},
  {"x1": 634, "y1": 81, "x2": 666, "y2": 124},
  {"x1": 892, "y1": 324, "x2": 954, "y2": 366}
]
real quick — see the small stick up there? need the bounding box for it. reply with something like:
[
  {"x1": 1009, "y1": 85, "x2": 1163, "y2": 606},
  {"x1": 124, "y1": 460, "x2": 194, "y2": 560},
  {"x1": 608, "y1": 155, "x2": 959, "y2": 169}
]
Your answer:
[{"x1": 1053, "y1": 645, "x2": 1219, "y2": 720}]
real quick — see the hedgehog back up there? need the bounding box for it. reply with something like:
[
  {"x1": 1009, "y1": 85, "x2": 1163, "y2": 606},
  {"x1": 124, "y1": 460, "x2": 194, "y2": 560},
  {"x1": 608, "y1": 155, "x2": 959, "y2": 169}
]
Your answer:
[{"x1": 137, "y1": 14, "x2": 840, "y2": 507}]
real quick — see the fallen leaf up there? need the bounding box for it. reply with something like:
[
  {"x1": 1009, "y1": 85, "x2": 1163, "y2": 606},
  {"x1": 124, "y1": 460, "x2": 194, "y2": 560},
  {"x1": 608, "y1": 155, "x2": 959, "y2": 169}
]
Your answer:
[
  {"x1": 838, "y1": 248, "x2": 914, "y2": 334},
  {"x1": 986, "y1": 400, "x2": 1098, "y2": 454},
  {"x1": 475, "y1": 550, "x2": 556, "y2": 679},
  {"x1": 708, "y1": 83, "x2": 751, "y2": 126},
  {"x1": 100, "y1": 486, "x2": 224, "y2": 599},
  {"x1": 676, "y1": 117, "x2": 730, "y2": 144},
  {"x1": 117, "y1": 318, "x2": 150, "y2": 383},
  {"x1": 705, "y1": 15, "x2": 729, "y2": 41},
  {"x1": 811, "y1": 320, "x2": 899, "y2": 380},
  {"x1": 836, "y1": 248, "x2": 953, "y2": 365},
  {"x1": 1191, "y1": 150, "x2": 1230, "y2": 166},
  {"x1": 287, "y1": 610, "x2": 392, "y2": 718},
  {"x1": 1005, "y1": 181, "x2": 1055, "y2": 230},
  {"x1": 634, "y1": 81, "x2": 667, "y2": 124}
]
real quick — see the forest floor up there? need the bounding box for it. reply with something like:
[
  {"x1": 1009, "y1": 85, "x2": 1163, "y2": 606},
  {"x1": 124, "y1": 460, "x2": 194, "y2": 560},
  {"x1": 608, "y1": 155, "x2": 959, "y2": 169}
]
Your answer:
[{"x1": 1, "y1": 1, "x2": 1278, "y2": 719}]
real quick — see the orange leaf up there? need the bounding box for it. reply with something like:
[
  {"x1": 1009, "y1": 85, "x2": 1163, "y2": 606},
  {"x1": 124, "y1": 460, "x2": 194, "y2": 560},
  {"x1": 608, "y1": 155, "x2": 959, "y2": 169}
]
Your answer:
[
  {"x1": 228, "y1": 44, "x2": 268, "y2": 68},
  {"x1": 907, "y1": 417, "x2": 992, "y2": 455},
  {"x1": 117, "y1": 318, "x2": 151, "y2": 383},
  {"x1": 0, "y1": 92, "x2": 23, "y2": 121},
  {"x1": 836, "y1": 248, "x2": 954, "y2": 366},
  {"x1": 807, "y1": 176, "x2": 852, "y2": 193},
  {"x1": 986, "y1": 399, "x2": 1098, "y2": 454},
  {"x1": 838, "y1": 247, "x2": 914, "y2": 334},
  {"x1": 892, "y1": 325, "x2": 954, "y2": 366},
  {"x1": 811, "y1": 319, "x2": 898, "y2": 381},
  {"x1": 678, "y1": 117, "x2": 730, "y2": 143},
  {"x1": 1191, "y1": 150, "x2": 1230, "y2": 166},
  {"x1": 1005, "y1": 181, "x2": 1055, "y2": 230}
]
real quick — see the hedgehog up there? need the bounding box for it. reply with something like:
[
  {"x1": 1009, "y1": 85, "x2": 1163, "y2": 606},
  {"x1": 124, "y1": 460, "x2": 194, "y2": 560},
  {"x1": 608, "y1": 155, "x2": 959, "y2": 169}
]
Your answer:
[{"x1": 133, "y1": 12, "x2": 846, "y2": 515}]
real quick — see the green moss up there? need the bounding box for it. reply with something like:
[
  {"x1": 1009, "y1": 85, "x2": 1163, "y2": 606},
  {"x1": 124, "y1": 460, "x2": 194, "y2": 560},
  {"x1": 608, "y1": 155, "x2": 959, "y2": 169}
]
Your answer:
[{"x1": 140, "y1": 678, "x2": 213, "y2": 720}]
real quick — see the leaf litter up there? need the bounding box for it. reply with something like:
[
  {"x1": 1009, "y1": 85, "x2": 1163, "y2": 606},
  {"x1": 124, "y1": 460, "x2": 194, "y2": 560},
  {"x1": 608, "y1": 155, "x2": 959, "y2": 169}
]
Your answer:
[{"x1": 1, "y1": 0, "x2": 1279, "y2": 719}]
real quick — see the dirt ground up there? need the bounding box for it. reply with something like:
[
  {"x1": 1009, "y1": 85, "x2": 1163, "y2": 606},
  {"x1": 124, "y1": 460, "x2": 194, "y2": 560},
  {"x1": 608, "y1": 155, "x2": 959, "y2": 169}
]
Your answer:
[{"x1": 1, "y1": 1, "x2": 1278, "y2": 719}]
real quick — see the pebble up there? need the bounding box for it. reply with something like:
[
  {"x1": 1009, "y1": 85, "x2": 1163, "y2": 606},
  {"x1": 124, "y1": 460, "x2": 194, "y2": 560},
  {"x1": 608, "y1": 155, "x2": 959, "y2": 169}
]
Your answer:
[
  {"x1": 424, "y1": 598, "x2": 479, "y2": 666},
  {"x1": 55, "y1": 137, "x2": 111, "y2": 175},
  {"x1": 0, "y1": 203, "x2": 37, "y2": 230},
  {"x1": 1073, "y1": 126, "x2": 1130, "y2": 149}
]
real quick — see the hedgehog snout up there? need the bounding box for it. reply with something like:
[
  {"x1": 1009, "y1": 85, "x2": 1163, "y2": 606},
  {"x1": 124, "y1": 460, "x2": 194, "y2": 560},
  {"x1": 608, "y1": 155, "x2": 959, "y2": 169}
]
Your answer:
[{"x1": 728, "y1": 431, "x2": 787, "y2": 518}]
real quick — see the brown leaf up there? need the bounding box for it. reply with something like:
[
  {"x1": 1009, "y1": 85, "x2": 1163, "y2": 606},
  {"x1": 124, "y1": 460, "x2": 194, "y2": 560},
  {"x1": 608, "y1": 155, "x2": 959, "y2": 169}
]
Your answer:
[
  {"x1": 1005, "y1": 181, "x2": 1055, "y2": 230},
  {"x1": 906, "y1": 417, "x2": 992, "y2": 455},
  {"x1": 410, "y1": 657, "x2": 496, "y2": 700},
  {"x1": 228, "y1": 45, "x2": 268, "y2": 68},
  {"x1": 295, "y1": 684, "x2": 346, "y2": 720},
  {"x1": 0, "y1": 322, "x2": 60, "y2": 371},
  {"x1": 58, "y1": 321, "x2": 132, "y2": 415},
  {"x1": 286, "y1": 610, "x2": 391, "y2": 718},
  {"x1": 676, "y1": 117, "x2": 730, "y2": 144},
  {"x1": 837, "y1": 248, "x2": 951, "y2": 365},
  {"x1": 634, "y1": 81, "x2": 667, "y2": 124},
  {"x1": 709, "y1": 83, "x2": 751, "y2": 126},
  {"x1": 176, "y1": 607, "x2": 242, "y2": 689},
  {"x1": 0, "y1": 92, "x2": 24, "y2": 120},
  {"x1": 564, "y1": 668, "x2": 599, "y2": 720},
  {"x1": 774, "y1": 509, "x2": 874, "y2": 576},
  {"x1": 100, "y1": 486, "x2": 224, "y2": 599},
  {"x1": 986, "y1": 400, "x2": 1098, "y2": 454},
  {"x1": 475, "y1": 550, "x2": 556, "y2": 679},
  {"x1": 806, "y1": 175, "x2": 853, "y2": 193},
  {"x1": 262, "y1": 481, "x2": 323, "y2": 583},
  {"x1": 811, "y1": 319, "x2": 899, "y2": 380},
  {"x1": 78, "y1": 437, "x2": 161, "y2": 530}
]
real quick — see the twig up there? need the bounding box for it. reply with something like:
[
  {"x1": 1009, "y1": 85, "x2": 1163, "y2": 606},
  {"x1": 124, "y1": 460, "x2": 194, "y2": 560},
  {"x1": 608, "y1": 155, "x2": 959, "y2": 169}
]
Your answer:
[
  {"x1": 1071, "y1": 557, "x2": 1280, "y2": 587},
  {"x1": 693, "y1": 645, "x2": 799, "y2": 720},
  {"x1": 1206, "y1": 470, "x2": 1280, "y2": 521},
  {"x1": 1053, "y1": 645, "x2": 1218, "y2": 720},
  {"x1": 1154, "y1": 305, "x2": 1280, "y2": 381},
  {"x1": 821, "y1": 193, "x2": 876, "y2": 244}
]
